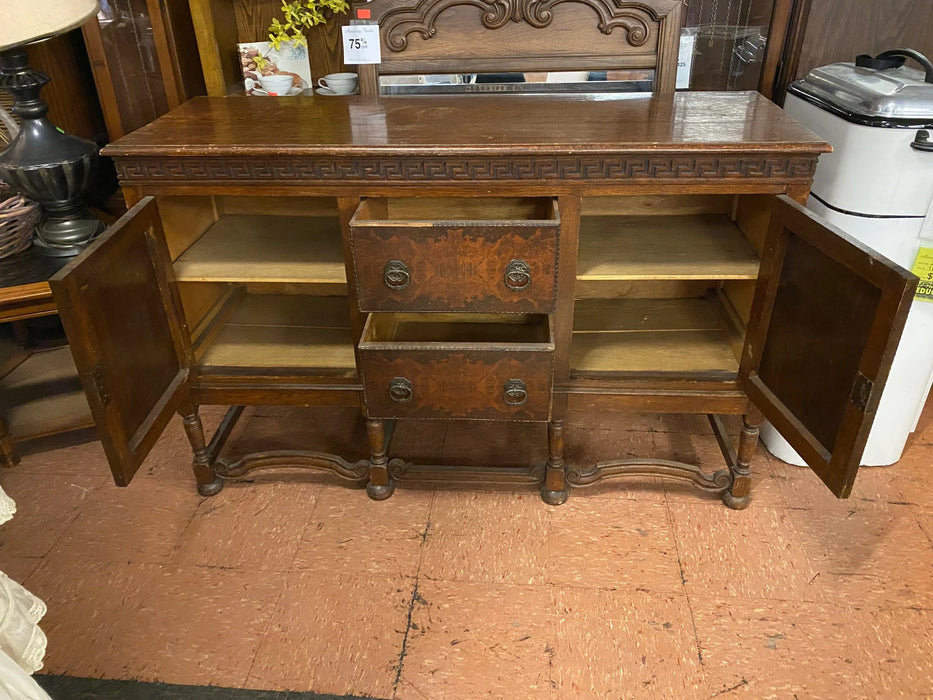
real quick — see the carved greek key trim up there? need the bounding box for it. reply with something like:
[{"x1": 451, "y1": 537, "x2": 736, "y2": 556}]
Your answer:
[
  {"x1": 114, "y1": 154, "x2": 818, "y2": 184},
  {"x1": 377, "y1": 0, "x2": 677, "y2": 51}
]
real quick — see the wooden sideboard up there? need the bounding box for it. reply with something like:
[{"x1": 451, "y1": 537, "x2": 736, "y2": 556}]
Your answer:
[{"x1": 49, "y1": 92, "x2": 915, "y2": 507}]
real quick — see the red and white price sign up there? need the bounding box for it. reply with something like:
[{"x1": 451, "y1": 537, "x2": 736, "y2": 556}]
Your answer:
[{"x1": 342, "y1": 24, "x2": 381, "y2": 64}]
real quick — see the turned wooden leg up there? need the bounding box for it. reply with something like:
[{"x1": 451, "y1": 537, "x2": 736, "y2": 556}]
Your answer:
[
  {"x1": 366, "y1": 418, "x2": 395, "y2": 500},
  {"x1": 541, "y1": 420, "x2": 568, "y2": 505},
  {"x1": 723, "y1": 413, "x2": 759, "y2": 510},
  {"x1": 0, "y1": 417, "x2": 19, "y2": 469},
  {"x1": 180, "y1": 403, "x2": 222, "y2": 497}
]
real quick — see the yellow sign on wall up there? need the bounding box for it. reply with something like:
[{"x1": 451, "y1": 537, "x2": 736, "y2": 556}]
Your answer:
[{"x1": 912, "y1": 247, "x2": 933, "y2": 302}]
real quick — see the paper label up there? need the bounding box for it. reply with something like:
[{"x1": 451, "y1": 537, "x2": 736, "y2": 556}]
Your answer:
[
  {"x1": 343, "y1": 25, "x2": 381, "y2": 64},
  {"x1": 911, "y1": 247, "x2": 933, "y2": 302},
  {"x1": 676, "y1": 30, "x2": 696, "y2": 90}
]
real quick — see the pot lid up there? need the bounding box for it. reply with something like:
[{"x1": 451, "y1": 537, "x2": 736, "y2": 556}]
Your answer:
[{"x1": 788, "y1": 49, "x2": 933, "y2": 127}]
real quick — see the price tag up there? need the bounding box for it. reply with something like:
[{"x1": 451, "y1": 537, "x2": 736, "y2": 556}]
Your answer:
[
  {"x1": 911, "y1": 247, "x2": 933, "y2": 302},
  {"x1": 343, "y1": 25, "x2": 381, "y2": 64},
  {"x1": 676, "y1": 29, "x2": 696, "y2": 90}
]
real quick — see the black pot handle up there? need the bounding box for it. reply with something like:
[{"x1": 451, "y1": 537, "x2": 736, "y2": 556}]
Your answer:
[
  {"x1": 912, "y1": 131, "x2": 933, "y2": 153},
  {"x1": 855, "y1": 49, "x2": 933, "y2": 84}
]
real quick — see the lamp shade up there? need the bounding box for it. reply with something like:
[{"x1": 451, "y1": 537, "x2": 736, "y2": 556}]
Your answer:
[{"x1": 0, "y1": 0, "x2": 99, "y2": 51}]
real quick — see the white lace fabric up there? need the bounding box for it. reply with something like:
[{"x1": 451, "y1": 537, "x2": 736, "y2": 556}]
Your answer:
[
  {"x1": 0, "y1": 485, "x2": 50, "y2": 699},
  {"x1": 0, "y1": 572, "x2": 46, "y2": 675},
  {"x1": 0, "y1": 489, "x2": 15, "y2": 528}
]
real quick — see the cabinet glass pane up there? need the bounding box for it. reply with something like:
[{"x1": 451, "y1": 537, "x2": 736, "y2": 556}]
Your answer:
[
  {"x1": 97, "y1": 0, "x2": 169, "y2": 133},
  {"x1": 684, "y1": 0, "x2": 776, "y2": 91}
]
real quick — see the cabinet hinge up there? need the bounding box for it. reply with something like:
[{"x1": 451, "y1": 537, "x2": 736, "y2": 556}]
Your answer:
[
  {"x1": 850, "y1": 372, "x2": 873, "y2": 412},
  {"x1": 88, "y1": 362, "x2": 111, "y2": 406}
]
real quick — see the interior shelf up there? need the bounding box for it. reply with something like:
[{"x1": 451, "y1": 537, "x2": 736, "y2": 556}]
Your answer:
[
  {"x1": 197, "y1": 294, "x2": 357, "y2": 374},
  {"x1": 0, "y1": 347, "x2": 93, "y2": 439},
  {"x1": 174, "y1": 215, "x2": 346, "y2": 286},
  {"x1": 577, "y1": 214, "x2": 759, "y2": 281},
  {"x1": 570, "y1": 297, "x2": 742, "y2": 378}
]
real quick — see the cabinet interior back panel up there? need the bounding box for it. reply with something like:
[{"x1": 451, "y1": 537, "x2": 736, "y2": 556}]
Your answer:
[
  {"x1": 198, "y1": 295, "x2": 356, "y2": 373},
  {"x1": 0, "y1": 347, "x2": 92, "y2": 438},
  {"x1": 570, "y1": 297, "x2": 741, "y2": 378},
  {"x1": 173, "y1": 216, "x2": 346, "y2": 285},
  {"x1": 577, "y1": 215, "x2": 759, "y2": 281}
]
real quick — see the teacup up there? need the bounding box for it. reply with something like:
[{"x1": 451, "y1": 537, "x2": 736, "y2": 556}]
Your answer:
[
  {"x1": 259, "y1": 74, "x2": 294, "y2": 95},
  {"x1": 318, "y1": 72, "x2": 358, "y2": 94}
]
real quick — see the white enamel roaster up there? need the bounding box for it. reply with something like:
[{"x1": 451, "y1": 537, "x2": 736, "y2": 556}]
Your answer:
[{"x1": 764, "y1": 49, "x2": 933, "y2": 466}]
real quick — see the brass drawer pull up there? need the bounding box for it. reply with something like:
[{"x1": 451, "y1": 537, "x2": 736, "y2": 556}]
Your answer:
[
  {"x1": 504, "y1": 259, "x2": 531, "y2": 290},
  {"x1": 503, "y1": 378, "x2": 528, "y2": 406},
  {"x1": 384, "y1": 260, "x2": 411, "y2": 290},
  {"x1": 389, "y1": 377, "x2": 414, "y2": 402}
]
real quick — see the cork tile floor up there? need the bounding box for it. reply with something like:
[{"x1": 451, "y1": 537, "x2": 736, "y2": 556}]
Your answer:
[{"x1": 1, "y1": 399, "x2": 932, "y2": 699}]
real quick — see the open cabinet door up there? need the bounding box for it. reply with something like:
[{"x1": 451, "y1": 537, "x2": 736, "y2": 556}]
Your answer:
[
  {"x1": 742, "y1": 196, "x2": 917, "y2": 498},
  {"x1": 51, "y1": 197, "x2": 192, "y2": 486}
]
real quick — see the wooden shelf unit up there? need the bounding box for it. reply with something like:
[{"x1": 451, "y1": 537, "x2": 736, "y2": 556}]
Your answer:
[
  {"x1": 173, "y1": 215, "x2": 346, "y2": 286},
  {"x1": 572, "y1": 197, "x2": 758, "y2": 380},
  {"x1": 570, "y1": 296, "x2": 742, "y2": 379},
  {"x1": 0, "y1": 247, "x2": 94, "y2": 467},
  {"x1": 161, "y1": 199, "x2": 356, "y2": 378},
  {"x1": 576, "y1": 214, "x2": 760, "y2": 282},
  {"x1": 0, "y1": 346, "x2": 93, "y2": 441},
  {"x1": 196, "y1": 294, "x2": 356, "y2": 374}
]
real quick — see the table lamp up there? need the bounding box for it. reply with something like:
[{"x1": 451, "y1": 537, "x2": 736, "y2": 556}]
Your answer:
[{"x1": 0, "y1": 0, "x2": 103, "y2": 257}]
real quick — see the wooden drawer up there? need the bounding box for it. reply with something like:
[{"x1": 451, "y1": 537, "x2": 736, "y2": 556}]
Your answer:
[
  {"x1": 349, "y1": 197, "x2": 560, "y2": 313},
  {"x1": 359, "y1": 313, "x2": 554, "y2": 421}
]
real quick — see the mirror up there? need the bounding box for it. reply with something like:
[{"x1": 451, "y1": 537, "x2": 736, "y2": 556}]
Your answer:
[{"x1": 378, "y1": 70, "x2": 655, "y2": 94}]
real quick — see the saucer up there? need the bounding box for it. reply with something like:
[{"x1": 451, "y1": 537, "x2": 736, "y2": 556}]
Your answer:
[
  {"x1": 252, "y1": 86, "x2": 303, "y2": 97},
  {"x1": 315, "y1": 87, "x2": 359, "y2": 96}
]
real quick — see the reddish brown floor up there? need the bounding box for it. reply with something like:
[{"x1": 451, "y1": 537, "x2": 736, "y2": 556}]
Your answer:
[{"x1": 2, "y1": 399, "x2": 932, "y2": 699}]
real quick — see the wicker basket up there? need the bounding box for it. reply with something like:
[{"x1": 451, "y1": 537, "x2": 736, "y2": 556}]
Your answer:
[{"x1": 0, "y1": 194, "x2": 41, "y2": 259}]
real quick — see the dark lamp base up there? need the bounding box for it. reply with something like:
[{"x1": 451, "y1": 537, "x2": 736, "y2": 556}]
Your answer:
[
  {"x1": 0, "y1": 46, "x2": 103, "y2": 258},
  {"x1": 33, "y1": 214, "x2": 103, "y2": 256}
]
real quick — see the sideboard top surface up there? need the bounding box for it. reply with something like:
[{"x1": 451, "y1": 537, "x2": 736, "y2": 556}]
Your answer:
[{"x1": 102, "y1": 91, "x2": 830, "y2": 159}]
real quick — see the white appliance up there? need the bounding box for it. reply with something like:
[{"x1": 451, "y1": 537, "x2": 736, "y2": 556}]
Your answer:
[{"x1": 764, "y1": 49, "x2": 933, "y2": 466}]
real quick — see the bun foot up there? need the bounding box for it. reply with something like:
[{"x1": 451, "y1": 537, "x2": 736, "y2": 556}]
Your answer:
[
  {"x1": 367, "y1": 480, "x2": 395, "y2": 501},
  {"x1": 722, "y1": 490, "x2": 749, "y2": 510},
  {"x1": 541, "y1": 487, "x2": 568, "y2": 506},
  {"x1": 197, "y1": 476, "x2": 224, "y2": 497}
]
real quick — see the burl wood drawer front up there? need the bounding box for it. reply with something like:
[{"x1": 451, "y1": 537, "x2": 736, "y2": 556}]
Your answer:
[
  {"x1": 349, "y1": 197, "x2": 560, "y2": 313},
  {"x1": 359, "y1": 314, "x2": 554, "y2": 421}
]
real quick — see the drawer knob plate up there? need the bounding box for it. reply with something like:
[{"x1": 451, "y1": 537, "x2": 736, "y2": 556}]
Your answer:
[
  {"x1": 504, "y1": 259, "x2": 531, "y2": 291},
  {"x1": 503, "y1": 378, "x2": 528, "y2": 406},
  {"x1": 389, "y1": 377, "x2": 414, "y2": 402},
  {"x1": 384, "y1": 260, "x2": 411, "y2": 290}
]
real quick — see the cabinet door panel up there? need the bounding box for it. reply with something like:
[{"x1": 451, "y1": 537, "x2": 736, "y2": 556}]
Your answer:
[
  {"x1": 741, "y1": 196, "x2": 916, "y2": 497},
  {"x1": 51, "y1": 197, "x2": 192, "y2": 486}
]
